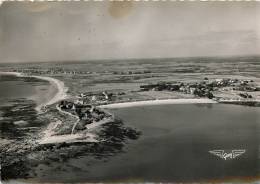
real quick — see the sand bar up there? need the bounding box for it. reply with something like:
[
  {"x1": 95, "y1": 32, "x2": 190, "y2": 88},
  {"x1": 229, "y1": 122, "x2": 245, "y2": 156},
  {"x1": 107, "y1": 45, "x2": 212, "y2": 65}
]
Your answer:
[{"x1": 99, "y1": 98, "x2": 217, "y2": 109}]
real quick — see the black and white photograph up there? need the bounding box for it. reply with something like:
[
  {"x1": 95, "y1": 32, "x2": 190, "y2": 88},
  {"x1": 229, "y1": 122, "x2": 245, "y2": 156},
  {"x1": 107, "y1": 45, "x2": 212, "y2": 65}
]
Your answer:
[{"x1": 0, "y1": 1, "x2": 260, "y2": 183}]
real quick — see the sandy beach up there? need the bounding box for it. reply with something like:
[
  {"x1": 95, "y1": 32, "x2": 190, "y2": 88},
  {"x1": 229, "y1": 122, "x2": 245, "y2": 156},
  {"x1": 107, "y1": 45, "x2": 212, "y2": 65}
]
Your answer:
[
  {"x1": 0, "y1": 72, "x2": 218, "y2": 145},
  {"x1": 99, "y1": 98, "x2": 217, "y2": 109},
  {"x1": 0, "y1": 71, "x2": 68, "y2": 112},
  {"x1": 33, "y1": 75, "x2": 68, "y2": 111},
  {"x1": 38, "y1": 132, "x2": 98, "y2": 144}
]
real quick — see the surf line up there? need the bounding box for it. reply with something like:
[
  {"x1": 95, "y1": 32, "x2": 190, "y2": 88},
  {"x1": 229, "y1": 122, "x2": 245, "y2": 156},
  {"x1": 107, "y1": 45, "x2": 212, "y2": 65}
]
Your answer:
[{"x1": 0, "y1": 71, "x2": 68, "y2": 112}]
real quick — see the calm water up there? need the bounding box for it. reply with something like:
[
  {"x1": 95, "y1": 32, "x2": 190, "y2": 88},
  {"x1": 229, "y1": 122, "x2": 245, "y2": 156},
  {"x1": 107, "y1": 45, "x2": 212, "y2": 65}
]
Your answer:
[
  {"x1": 38, "y1": 104, "x2": 260, "y2": 183},
  {"x1": 0, "y1": 74, "x2": 51, "y2": 140}
]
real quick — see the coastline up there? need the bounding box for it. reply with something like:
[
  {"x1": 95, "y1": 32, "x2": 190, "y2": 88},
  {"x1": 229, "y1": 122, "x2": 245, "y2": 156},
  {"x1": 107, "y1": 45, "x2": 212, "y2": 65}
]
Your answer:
[
  {"x1": 0, "y1": 71, "x2": 113, "y2": 145},
  {"x1": 2, "y1": 71, "x2": 258, "y2": 146},
  {"x1": 38, "y1": 104, "x2": 114, "y2": 145},
  {"x1": 33, "y1": 75, "x2": 68, "y2": 111},
  {"x1": 0, "y1": 71, "x2": 68, "y2": 112},
  {"x1": 99, "y1": 98, "x2": 217, "y2": 109}
]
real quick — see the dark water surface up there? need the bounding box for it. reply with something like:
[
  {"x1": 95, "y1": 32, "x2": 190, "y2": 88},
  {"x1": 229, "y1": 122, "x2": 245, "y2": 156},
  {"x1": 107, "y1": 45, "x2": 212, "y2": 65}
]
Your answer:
[
  {"x1": 0, "y1": 74, "x2": 50, "y2": 140},
  {"x1": 38, "y1": 104, "x2": 259, "y2": 183},
  {"x1": 109, "y1": 104, "x2": 260, "y2": 182}
]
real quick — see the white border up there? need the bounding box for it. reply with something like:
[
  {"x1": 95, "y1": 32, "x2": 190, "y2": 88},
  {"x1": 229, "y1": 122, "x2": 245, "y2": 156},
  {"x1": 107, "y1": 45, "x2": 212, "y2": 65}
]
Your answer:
[{"x1": 0, "y1": 0, "x2": 260, "y2": 2}]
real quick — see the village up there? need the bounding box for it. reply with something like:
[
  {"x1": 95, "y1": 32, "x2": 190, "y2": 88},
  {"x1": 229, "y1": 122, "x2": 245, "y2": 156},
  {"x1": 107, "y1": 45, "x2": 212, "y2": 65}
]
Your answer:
[
  {"x1": 69, "y1": 78, "x2": 260, "y2": 110},
  {"x1": 44, "y1": 76, "x2": 260, "y2": 145},
  {"x1": 8, "y1": 68, "x2": 93, "y2": 76},
  {"x1": 57, "y1": 100, "x2": 113, "y2": 135},
  {"x1": 139, "y1": 78, "x2": 260, "y2": 101}
]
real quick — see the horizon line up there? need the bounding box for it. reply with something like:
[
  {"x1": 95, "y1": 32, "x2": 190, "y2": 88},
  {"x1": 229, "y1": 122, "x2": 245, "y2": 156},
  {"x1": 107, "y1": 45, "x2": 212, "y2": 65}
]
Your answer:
[{"x1": 0, "y1": 54, "x2": 259, "y2": 65}]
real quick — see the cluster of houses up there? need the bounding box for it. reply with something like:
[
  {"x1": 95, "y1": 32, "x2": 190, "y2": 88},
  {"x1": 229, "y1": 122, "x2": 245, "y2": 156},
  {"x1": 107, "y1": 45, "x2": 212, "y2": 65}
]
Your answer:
[
  {"x1": 140, "y1": 81, "x2": 214, "y2": 99},
  {"x1": 76, "y1": 91, "x2": 116, "y2": 105},
  {"x1": 233, "y1": 85, "x2": 260, "y2": 92},
  {"x1": 140, "y1": 78, "x2": 259, "y2": 99},
  {"x1": 112, "y1": 70, "x2": 152, "y2": 75},
  {"x1": 58, "y1": 100, "x2": 111, "y2": 131},
  {"x1": 209, "y1": 78, "x2": 256, "y2": 88},
  {"x1": 10, "y1": 69, "x2": 92, "y2": 76}
]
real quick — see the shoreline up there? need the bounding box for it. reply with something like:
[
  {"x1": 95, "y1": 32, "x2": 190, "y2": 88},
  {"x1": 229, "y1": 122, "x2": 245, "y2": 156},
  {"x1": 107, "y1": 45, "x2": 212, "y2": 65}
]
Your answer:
[
  {"x1": 0, "y1": 71, "x2": 68, "y2": 112},
  {"x1": 99, "y1": 98, "x2": 217, "y2": 109},
  {"x1": 38, "y1": 104, "x2": 114, "y2": 145},
  {"x1": 1, "y1": 71, "x2": 258, "y2": 145},
  {"x1": 33, "y1": 75, "x2": 68, "y2": 111},
  {"x1": 0, "y1": 71, "x2": 112, "y2": 145}
]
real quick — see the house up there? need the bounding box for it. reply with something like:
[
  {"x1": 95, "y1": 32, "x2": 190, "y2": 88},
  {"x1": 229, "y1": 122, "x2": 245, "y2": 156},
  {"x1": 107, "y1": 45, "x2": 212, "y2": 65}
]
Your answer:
[
  {"x1": 91, "y1": 95, "x2": 97, "y2": 101},
  {"x1": 190, "y1": 88, "x2": 196, "y2": 95}
]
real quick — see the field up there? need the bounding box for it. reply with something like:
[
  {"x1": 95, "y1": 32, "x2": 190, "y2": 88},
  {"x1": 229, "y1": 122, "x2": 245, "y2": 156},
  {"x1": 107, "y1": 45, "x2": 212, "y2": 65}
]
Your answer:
[{"x1": 1, "y1": 56, "x2": 260, "y2": 102}]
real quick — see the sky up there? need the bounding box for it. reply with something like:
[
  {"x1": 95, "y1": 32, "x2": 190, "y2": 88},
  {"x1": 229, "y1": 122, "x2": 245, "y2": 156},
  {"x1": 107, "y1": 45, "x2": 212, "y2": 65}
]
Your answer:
[{"x1": 0, "y1": 2, "x2": 259, "y2": 63}]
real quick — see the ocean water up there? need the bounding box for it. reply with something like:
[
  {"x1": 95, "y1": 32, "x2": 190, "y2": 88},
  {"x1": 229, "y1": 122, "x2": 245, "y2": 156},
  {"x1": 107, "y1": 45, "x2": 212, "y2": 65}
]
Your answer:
[
  {"x1": 0, "y1": 74, "x2": 51, "y2": 140},
  {"x1": 36, "y1": 104, "x2": 260, "y2": 183},
  {"x1": 109, "y1": 104, "x2": 260, "y2": 182}
]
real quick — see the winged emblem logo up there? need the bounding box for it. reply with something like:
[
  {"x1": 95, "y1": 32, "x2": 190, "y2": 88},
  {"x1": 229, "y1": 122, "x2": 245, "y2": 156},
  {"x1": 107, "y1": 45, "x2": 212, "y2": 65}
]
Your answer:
[{"x1": 209, "y1": 149, "x2": 246, "y2": 160}]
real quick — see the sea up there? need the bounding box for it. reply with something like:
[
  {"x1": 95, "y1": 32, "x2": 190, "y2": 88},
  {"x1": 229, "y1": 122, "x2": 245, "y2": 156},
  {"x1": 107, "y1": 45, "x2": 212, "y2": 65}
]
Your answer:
[
  {"x1": 0, "y1": 74, "x2": 52, "y2": 141},
  {"x1": 34, "y1": 104, "x2": 260, "y2": 183}
]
